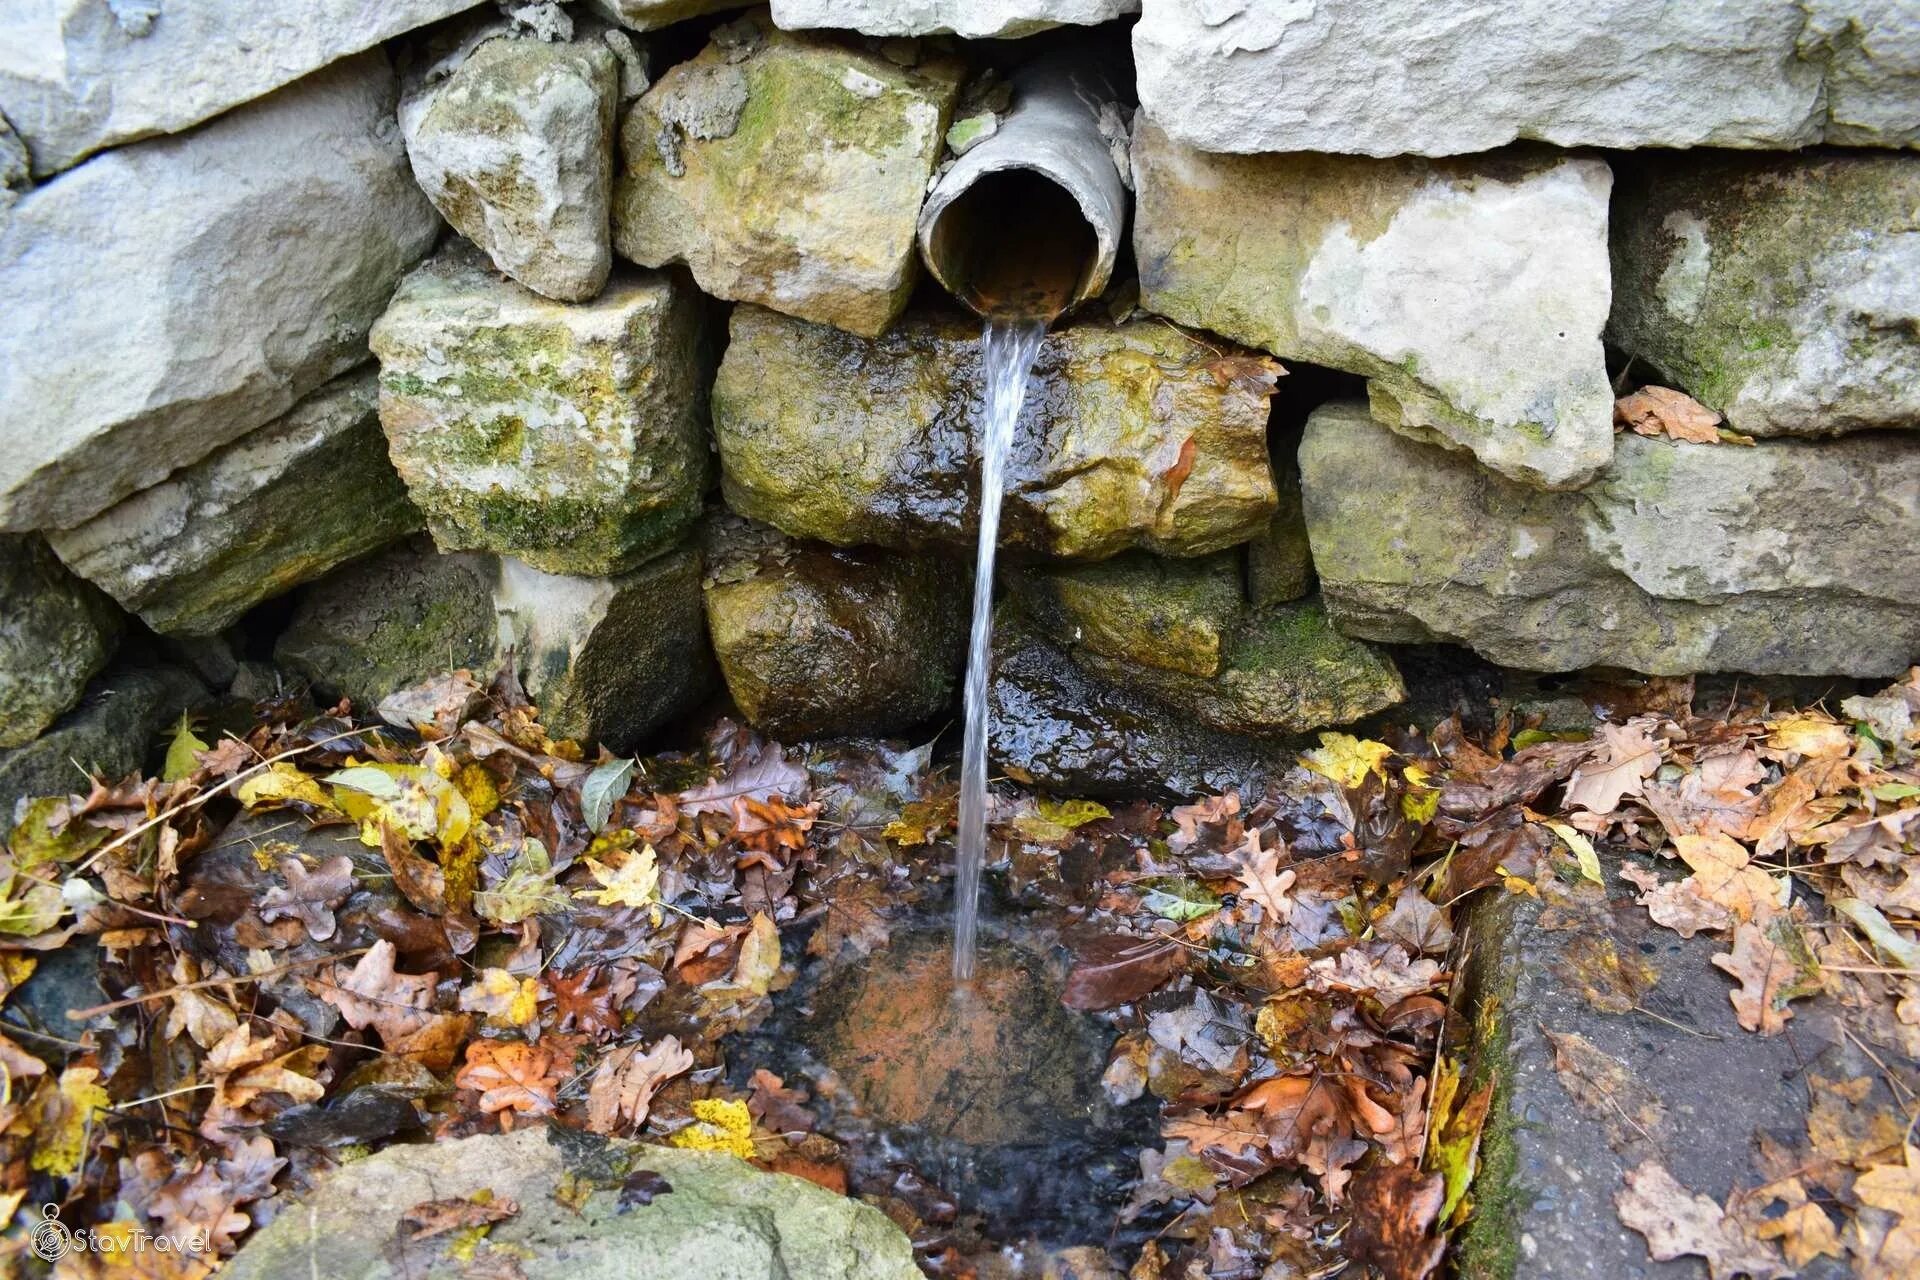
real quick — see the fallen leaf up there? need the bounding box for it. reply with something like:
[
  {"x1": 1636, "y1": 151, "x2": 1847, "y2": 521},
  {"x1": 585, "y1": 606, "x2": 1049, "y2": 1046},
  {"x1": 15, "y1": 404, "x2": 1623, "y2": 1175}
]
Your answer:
[
  {"x1": 585, "y1": 1036, "x2": 693, "y2": 1135},
  {"x1": 1711, "y1": 921, "x2": 1808, "y2": 1035},
  {"x1": 1614, "y1": 385, "x2": 1723, "y2": 444},
  {"x1": 402, "y1": 1191, "x2": 519, "y2": 1240},
  {"x1": 1673, "y1": 832, "x2": 1781, "y2": 924},
  {"x1": 1061, "y1": 934, "x2": 1185, "y2": 1011},
  {"x1": 257, "y1": 854, "x2": 355, "y2": 941},
  {"x1": 1545, "y1": 1029, "x2": 1666, "y2": 1153},
  {"x1": 1303, "y1": 733, "x2": 1393, "y2": 789},
  {"x1": 1564, "y1": 722, "x2": 1661, "y2": 816},
  {"x1": 576, "y1": 845, "x2": 660, "y2": 910},
  {"x1": 1349, "y1": 1160, "x2": 1446, "y2": 1280},
  {"x1": 455, "y1": 1040, "x2": 562, "y2": 1124},
  {"x1": 1615, "y1": 1160, "x2": 1789, "y2": 1280},
  {"x1": 1232, "y1": 833, "x2": 1296, "y2": 922}
]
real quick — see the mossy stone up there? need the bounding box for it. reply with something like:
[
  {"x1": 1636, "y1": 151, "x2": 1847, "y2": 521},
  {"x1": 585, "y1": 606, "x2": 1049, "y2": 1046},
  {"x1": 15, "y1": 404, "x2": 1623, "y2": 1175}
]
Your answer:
[
  {"x1": 372, "y1": 242, "x2": 713, "y2": 576},
  {"x1": 712, "y1": 306, "x2": 1278, "y2": 559},
  {"x1": 0, "y1": 665, "x2": 203, "y2": 820},
  {"x1": 702, "y1": 516, "x2": 964, "y2": 739},
  {"x1": 1013, "y1": 551, "x2": 1244, "y2": 679},
  {"x1": 0, "y1": 535, "x2": 123, "y2": 748},
  {"x1": 613, "y1": 16, "x2": 960, "y2": 337}
]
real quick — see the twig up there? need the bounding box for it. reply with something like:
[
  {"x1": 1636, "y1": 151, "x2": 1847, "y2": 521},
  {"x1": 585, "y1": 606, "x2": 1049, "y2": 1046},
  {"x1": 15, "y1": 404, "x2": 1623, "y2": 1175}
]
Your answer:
[{"x1": 66, "y1": 948, "x2": 369, "y2": 1020}]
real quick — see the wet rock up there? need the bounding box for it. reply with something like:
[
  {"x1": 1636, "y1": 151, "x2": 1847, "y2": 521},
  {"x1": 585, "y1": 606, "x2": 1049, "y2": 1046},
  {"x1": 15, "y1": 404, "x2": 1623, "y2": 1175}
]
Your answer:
[
  {"x1": 613, "y1": 16, "x2": 960, "y2": 337},
  {"x1": 1014, "y1": 552, "x2": 1245, "y2": 680},
  {"x1": 0, "y1": 53, "x2": 440, "y2": 532},
  {"x1": 988, "y1": 609, "x2": 1275, "y2": 801},
  {"x1": 401, "y1": 29, "x2": 619, "y2": 301},
  {"x1": 584, "y1": 0, "x2": 741, "y2": 30},
  {"x1": 1455, "y1": 855, "x2": 1872, "y2": 1280},
  {"x1": 0, "y1": 665, "x2": 205, "y2": 819},
  {"x1": 713, "y1": 306, "x2": 1278, "y2": 557},
  {"x1": 496, "y1": 546, "x2": 715, "y2": 751},
  {"x1": 275, "y1": 540, "x2": 502, "y2": 712},
  {"x1": 1075, "y1": 600, "x2": 1404, "y2": 738},
  {"x1": 0, "y1": 537, "x2": 122, "y2": 748},
  {"x1": 372, "y1": 242, "x2": 712, "y2": 576},
  {"x1": 805, "y1": 932, "x2": 1110, "y2": 1147},
  {"x1": 1300, "y1": 401, "x2": 1920, "y2": 677},
  {"x1": 0, "y1": 0, "x2": 480, "y2": 176},
  {"x1": 1610, "y1": 151, "x2": 1920, "y2": 438},
  {"x1": 1246, "y1": 483, "x2": 1314, "y2": 608},
  {"x1": 702, "y1": 516, "x2": 965, "y2": 739},
  {"x1": 1132, "y1": 0, "x2": 1920, "y2": 157},
  {"x1": 771, "y1": 0, "x2": 1138, "y2": 38},
  {"x1": 1134, "y1": 124, "x2": 1613, "y2": 490},
  {"x1": 46, "y1": 370, "x2": 420, "y2": 636},
  {"x1": 221, "y1": 1128, "x2": 921, "y2": 1280}
]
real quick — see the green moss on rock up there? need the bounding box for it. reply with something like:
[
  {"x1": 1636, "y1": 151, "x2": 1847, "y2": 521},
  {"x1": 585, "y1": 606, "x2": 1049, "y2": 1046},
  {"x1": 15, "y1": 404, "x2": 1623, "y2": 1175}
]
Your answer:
[{"x1": 0, "y1": 536, "x2": 123, "y2": 748}]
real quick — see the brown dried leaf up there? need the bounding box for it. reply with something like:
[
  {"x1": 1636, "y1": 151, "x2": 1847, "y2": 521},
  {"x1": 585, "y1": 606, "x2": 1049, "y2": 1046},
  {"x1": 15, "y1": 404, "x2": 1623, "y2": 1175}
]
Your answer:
[
  {"x1": 1614, "y1": 385, "x2": 1723, "y2": 444},
  {"x1": 1615, "y1": 1160, "x2": 1789, "y2": 1280},
  {"x1": 585, "y1": 1036, "x2": 693, "y2": 1135},
  {"x1": 257, "y1": 854, "x2": 355, "y2": 942}
]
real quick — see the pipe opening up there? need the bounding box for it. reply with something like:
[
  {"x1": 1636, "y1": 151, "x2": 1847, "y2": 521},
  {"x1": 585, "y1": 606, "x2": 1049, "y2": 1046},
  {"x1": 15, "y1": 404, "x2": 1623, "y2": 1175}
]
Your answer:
[{"x1": 923, "y1": 167, "x2": 1101, "y2": 323}]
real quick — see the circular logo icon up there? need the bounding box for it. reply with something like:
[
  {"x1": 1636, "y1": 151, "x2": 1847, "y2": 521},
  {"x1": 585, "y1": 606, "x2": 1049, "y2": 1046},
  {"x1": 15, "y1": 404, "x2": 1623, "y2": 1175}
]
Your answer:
[{"x1": 30, "y1": 1203, "x2": 73, "y2": 1262}]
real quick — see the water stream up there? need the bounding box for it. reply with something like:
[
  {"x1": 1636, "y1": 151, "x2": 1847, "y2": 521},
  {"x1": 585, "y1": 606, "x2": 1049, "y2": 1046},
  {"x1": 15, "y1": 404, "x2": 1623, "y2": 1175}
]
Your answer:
[{"x1": 953, "y1": 317, "x2": 1045, "y2": 981}]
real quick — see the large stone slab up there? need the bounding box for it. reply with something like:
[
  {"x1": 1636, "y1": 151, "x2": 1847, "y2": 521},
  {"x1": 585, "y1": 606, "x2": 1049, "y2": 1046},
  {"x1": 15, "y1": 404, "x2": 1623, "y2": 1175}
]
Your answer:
[
  {"x1": 0, "y1": 52, "x2": 440, "y2": 532},
  {"x1": 1299, "y1": 402, "x2": 1920, "y2": 677},
  {"x1": 703, "y1": 515, "x2": 965, "y2": 739},
  {"x1": 583, "y1": 0, "x2": 741, "y2": 31},
  {"x1": 1455, "y1": 856, "x2": 1874, "y2": 1280},
  {"x1": 0, "y1": 665, "x2": 203, "y2": 820},
  {"x1": 1134, "y1": 125, "x2": 1614, "y2": 490},
  {"x1": 0, "y1": 536, "x2": 122, "y2": 747},
  {"x1": 46, "y1": 369, "x2": 420, "y2": 636},
  {"x1": 372, "y1": 243, "x2": 712, "y2": 577},
  {"x1": 1132, "y1": 0, "x2": 1920, "y2": 157},
  {"x1": 496, "y1": 546, "x2": 715, "y2": 751},
  {"x1": 770, "y1": 0, "x2": 1138, "y2": 38},
  {"x1": 1610, "y1": 152, "x2": 1920, "y2": 438},
  {"x1": 0, "y1": 0, "x2": 481, "y2": 176},
  {"x1": 613, "y1": 16, "x2": 960, "y2": 337},
  {"x1": 712, "y1": 306, "x2": 1278, "y2": 557},
  {"x1": 222, "y1": 1128, "x2": 921, "y2": 1280},
  {"x1": 401, "y1": 29, "x2": 619, "y2": 302},
  {"x1": 275, "y1": 540, "x2": 502, "y2": 713}
]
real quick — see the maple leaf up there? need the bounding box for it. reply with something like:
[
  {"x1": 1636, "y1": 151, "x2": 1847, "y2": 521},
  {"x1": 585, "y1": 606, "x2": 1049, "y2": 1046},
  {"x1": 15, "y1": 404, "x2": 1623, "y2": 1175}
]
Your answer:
[
  {"x1": 546, "y1": 967, "x2": 624, "y2": 1038},
  {"x1": 455, "y1": 1040, "x2": 562, "y2": 1126},
  {"x1": 1304, "y1": 733, "x2": 1393, "y2": 789},
  {"x1": 1613, "y1": 385, "x2": 1722, "y2": 443},
  {"x1": 1673, "y1": 832, "x2": 1782, "y2": 924},
  {"x1": 585, "y1": 1035, "x2": 693, "y2": 1135},
  {"x1": 1615, "y1": 1160, "x2": 1790, "y2": 1280},
  {"x1": 1564, "y1": 721, "x2": 1661, "y2": 815},
  {"x1": 807, "y1": 876, "x2": 892, "y2": 960},
  {"x1": 576, "y1": 845, "x2": 660, "y2": 910},
  {"x1": 257, "y1": 854, "x2": 355, "y2": 941},
  {"x1": 730, "y1": 795, "x2": 818, "y2": 866},
  {"x1": 670, "y1": 1096, "x2": 755, "y2": 1159},
  {"x1": 747, "y1": 1068, "x2": 816, "y2": 1135},
  {"x1": 1711, "y1": 921, "x2": 1810, "y2": 1035},
  {"x1": 1232, "y1": 832, "x2": 1296, "y2": 922},
  {"x1": 1205, "y1": 352, "x2": 1286, "y2": 396}
]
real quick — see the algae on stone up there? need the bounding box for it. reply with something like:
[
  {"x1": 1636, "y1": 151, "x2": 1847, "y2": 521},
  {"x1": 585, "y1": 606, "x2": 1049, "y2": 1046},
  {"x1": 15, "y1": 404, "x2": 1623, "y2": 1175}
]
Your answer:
[
  {"x1": 401, "y1": 30, "x2": 620, "y2": 302},
  {"x1": 48, "y1": 369, "x2": 421, "y2": 636},
  {"x1": 275, "y1": 539, "x2": 502, "y2": 711},
  {"x1": 1247, "y1": 449, "x2": 1314, "y2": 607},
  {"x1": 220, "y1": 1128, "x2": 921, "y2": 1280},
  {"x1": 1013, "y1": 552, "x2": 1244, "y2": 678},
  {"x1": 1610, "y1": 151, "x2": 1920, "y2": 437},
  {"x1": 1299, "y1": 401, "x2": 1920, "y2": 677},
  {"x1": 496, "y1": 546, "x2": 715, "y2": 751},
  {"x1": 703, "y1": 515, "x2": 965, "y2": 739},
  {"x1": 712, "y1": 306, "x2": 1278, "y2": 558},
  {"x1": 372, "y1": 242, "x2": 713, "y2": 576},
  {"x1": 613, "y1": 16, "x2": 960, "y2": 337},
  {"x1": 0, "y1": 536, "x2": 123, "y2": 748},
  {"x1": 1133, "y1": 123, "x2": 1614, "y2": 490}
]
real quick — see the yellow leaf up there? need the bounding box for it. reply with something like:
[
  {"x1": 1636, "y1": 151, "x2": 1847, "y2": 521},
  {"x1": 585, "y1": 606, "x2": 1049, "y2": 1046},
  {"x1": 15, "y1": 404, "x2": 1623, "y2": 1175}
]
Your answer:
[
  {"x1": 576, "y1": 845, "x2": 660, "y2": 909},
  {"x1": 30, "y1": 1066, "x2": 109, "y2": 1177},
  {"x1": 1009, "y1": 798, "x2": 1111, "y2": 844},
  {"x1": 162, "y1": 713, "x2": 208, "y2": 782},
  {"x1": 236, "y1": 762, "x2": 336, "y2": 812},
  {"x1": 1544, "y1": 819, "x2": 1604, "y2": 885},
  {"x1": 1402, "y1": 763, "x2": 1441, "y2": 823},
  {"x1": 1303, "y1": 733, "x2": 1393, "y2": 789},
  {"x1": 731, "y1": 912, "x2": 782, "y2": 996},
  {"x1": 1765, "y1": 714, "x2": 1851, "y2": 761}
]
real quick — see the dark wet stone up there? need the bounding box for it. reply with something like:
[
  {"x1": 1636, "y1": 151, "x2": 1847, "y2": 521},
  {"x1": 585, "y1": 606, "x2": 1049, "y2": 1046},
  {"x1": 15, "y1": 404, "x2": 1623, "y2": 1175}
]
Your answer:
[
  {"x1": 0, "y1": 664, "x2": 205, "y2": 820},
  {"x1": 1455, "y1": 855, "x2": 1888, "y2": 1280},
  {"x1": 5, "y1": 942, "x2": 104, "y2": 1067},
  {"x1": 266, "y1": 1088, "x2": 423, "y2": 1148}
]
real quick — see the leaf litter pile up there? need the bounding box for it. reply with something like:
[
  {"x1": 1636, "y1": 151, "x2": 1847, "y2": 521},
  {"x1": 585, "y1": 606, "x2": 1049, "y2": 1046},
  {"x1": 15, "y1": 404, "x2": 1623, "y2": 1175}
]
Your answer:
[{"x1": 0, "y1": 662, "x2": 1915, "y2": 1278}]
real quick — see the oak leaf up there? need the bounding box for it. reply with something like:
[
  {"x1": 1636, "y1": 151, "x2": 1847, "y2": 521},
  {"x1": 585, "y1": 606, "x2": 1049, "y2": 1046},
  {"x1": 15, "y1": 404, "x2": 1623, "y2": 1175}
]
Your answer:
[
  {"x1": 1711, "y1": 921, "x2": 1808, "y2": 1035},
  {"x1": 1614, "y1": 385, "x2": 1722, "y2": 444},
  {"x1": 1564, "y1": 722, "x2": 1661, "y2": 816},
  {"x1": 257, "y1": 854, "x2": 355, "y2": 941},
  {"x1": 1232, "y1": 833, "x2": 1296, "y2": 922},
  {"x1": 585, "y1": 1035, "x2": 693, "y2": 1134},
  {"x1": 1615, "y1": 1160, "x2": 1789, "y2": 1280},
  {"x1": 455, "y1": 1040, "x2": 562, "y2": 1125}
]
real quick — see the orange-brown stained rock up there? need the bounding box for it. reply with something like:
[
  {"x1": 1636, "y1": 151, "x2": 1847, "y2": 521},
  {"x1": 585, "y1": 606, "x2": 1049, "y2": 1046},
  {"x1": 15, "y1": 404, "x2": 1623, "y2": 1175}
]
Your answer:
[{"x1": 805, "y1": 932, "x2": 1107, "y2": 1147}]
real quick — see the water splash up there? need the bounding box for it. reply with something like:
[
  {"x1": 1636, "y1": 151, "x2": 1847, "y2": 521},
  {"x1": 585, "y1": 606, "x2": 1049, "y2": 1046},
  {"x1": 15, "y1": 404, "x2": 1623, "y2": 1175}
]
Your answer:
[{"x1": 954, "y1": 317, "x2": 1044, "y2": 982}]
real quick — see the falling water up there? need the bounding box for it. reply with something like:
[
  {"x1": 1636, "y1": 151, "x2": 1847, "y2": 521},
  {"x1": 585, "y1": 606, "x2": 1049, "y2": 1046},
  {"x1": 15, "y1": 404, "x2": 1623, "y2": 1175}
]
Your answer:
[{"x1": 953, "y1": 317, "x2": 1044, "y2": 981}]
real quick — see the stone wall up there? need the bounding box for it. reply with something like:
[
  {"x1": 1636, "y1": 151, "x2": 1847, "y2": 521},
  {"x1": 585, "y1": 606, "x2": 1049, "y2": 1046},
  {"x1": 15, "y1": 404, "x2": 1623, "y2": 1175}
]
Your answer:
[{"x1": 1, "y1": 0, "x2": 1916, "y2": 807}]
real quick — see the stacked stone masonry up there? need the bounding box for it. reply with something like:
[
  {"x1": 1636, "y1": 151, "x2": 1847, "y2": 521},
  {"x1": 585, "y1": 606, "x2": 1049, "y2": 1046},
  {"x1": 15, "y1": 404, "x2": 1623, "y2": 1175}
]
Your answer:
[{"x1": 0, "y1": 0, "x2": 1916, "y2": 813}]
